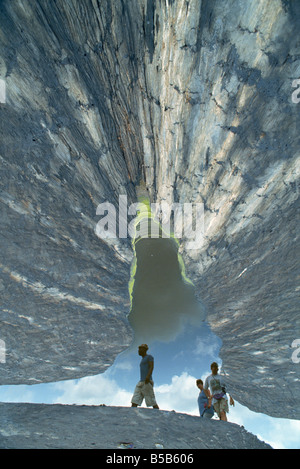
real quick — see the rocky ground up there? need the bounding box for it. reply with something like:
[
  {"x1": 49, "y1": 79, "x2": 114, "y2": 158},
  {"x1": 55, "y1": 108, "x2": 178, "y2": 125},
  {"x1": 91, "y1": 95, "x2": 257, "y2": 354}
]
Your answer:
[{"x1": 0, "y1": 403, "x2": 271, "y2": 449}]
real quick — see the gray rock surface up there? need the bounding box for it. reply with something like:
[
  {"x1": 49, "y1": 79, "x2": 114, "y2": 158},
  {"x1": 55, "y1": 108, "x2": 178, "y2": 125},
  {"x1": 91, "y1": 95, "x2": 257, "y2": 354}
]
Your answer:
[
  {"x1": 0, "y1": 0, "x2": 299, "y2": 423},
  {"x1": 0, "y1": 403, "x2": 271, "y2": 449},
  {"x1": 0, "y1": 0, "x2": 139, "y2": 384}
]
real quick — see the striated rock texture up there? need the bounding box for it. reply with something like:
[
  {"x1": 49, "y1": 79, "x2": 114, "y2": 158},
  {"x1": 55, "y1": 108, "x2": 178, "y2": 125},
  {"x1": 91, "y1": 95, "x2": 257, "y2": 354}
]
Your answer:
[
  {"x1": 0, "y1": 0, "x2": 141, "y2": 383},
  {"x1": 0, "y1": 403, "x2": 272, "y2": 449},
  {"x1": 0, "y1": 0, "x2": 299, "y2": 422}
]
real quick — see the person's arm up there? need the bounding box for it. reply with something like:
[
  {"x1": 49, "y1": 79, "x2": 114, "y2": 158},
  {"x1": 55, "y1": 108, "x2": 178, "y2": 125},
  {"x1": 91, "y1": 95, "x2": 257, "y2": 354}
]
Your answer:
[
  {"x1": 203, "y1": 391, "x2": 212, "y2": 408},
  {"x1": 145, "y1": 360, "x2": 154, "y2": 384},
  {"x1": 203, "y1": 378, "x2": 211, "y2": 399},
  {"x1": 204, "y1": 389, "x2": 212, "y2": 409},
  {"x1": 222, "y1": 376, "x2": 234, "y2": 406}
]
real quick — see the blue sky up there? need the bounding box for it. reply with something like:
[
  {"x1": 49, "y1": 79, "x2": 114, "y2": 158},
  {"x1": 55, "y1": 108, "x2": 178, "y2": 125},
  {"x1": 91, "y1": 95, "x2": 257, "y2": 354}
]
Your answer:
[{"x1": 0, "y1": 320, "x2": 299, "y2": 449}]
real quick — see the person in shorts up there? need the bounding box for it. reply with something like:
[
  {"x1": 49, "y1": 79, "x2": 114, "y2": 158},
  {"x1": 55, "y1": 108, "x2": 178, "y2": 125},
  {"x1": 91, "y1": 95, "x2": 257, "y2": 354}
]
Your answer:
[
  {"x1": 131, "y1": 344, "x2": 159, "y2": 409},
  {"x1": 204, "y1": 362, "x2": 234, "y2": 421}
]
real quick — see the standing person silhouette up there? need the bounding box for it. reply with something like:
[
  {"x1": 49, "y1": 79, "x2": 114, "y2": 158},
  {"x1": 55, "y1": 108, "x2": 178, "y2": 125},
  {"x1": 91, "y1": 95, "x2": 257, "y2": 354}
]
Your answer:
[
  {"x1": 196, "y1": 379, "x2": 214, "y2": 419},
  {"x1": 204, "y1": 362, "x2": 234, "y2": 421},
  {"x1": 131, "y1": 344, "x2": 159, "y2": 409}
]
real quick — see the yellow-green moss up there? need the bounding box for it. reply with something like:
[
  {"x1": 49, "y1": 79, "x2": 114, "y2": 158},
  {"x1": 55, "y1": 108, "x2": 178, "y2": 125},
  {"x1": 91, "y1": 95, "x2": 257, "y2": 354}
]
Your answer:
[{"x1": 128, "y1": 192, "x2": 194, "y2": 307}]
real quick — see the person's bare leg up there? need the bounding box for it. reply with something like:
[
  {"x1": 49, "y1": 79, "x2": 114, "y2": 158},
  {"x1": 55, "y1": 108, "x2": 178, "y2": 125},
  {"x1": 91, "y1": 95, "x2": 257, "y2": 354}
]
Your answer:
[{"x1": 220, "y1": 411, "x2": 227, "y2": 421}]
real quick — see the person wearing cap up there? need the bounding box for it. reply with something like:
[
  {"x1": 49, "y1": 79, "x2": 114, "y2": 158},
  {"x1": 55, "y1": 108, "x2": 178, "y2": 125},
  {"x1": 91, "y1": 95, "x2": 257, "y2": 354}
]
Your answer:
[{"x1": 131, "y1": 344, "x2": 159, "y2": 409}]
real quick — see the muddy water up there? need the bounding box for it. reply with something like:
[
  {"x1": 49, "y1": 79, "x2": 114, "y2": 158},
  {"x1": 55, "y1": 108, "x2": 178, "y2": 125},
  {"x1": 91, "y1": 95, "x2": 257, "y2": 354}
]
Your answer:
[{"x1": 129, "y1": 237, "x2": 206, "y2": 347}]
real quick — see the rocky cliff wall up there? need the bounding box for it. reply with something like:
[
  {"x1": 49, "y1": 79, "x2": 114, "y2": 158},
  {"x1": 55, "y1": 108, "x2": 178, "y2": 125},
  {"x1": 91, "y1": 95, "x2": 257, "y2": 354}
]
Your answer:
[{"x1": 0, "y1": 0, "x2": 299, "y2": 420}]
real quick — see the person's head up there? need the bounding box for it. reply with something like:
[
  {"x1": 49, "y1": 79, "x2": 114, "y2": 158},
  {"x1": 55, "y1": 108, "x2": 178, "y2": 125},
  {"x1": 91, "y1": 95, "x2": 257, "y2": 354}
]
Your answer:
[
  {"x1": 196, "y1": 379, "x2": 203, "y2": 390},
  {"x1": 138, "y1": 344, "x2": 148, "y2": 357},
  {"x1": 210, "y1": 362, "x2": 219, "y2": 375}
]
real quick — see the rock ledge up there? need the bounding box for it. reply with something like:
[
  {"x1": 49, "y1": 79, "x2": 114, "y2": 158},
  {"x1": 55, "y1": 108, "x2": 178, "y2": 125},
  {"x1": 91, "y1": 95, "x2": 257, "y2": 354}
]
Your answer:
[{"x1": 0, "y1": 403, "x2": 271, "y2": 449}]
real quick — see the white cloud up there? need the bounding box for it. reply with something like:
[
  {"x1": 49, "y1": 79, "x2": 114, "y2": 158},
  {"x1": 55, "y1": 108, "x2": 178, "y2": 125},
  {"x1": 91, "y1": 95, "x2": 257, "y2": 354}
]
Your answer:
[
  {"x1": 114, "y1": 361, "x2": 133, "y2": 372},
  {"x1": 53, "y1": 374, "x2": 132, "y2": 407},
  {"x1": 155, "y1": 371, "x2": 200, "y2": 415},
  {"x1": 194, "y1": 335, "x2": 220, "y2": 359},
  {"x1": 263, "y1": 418, "x2": 300, "y2": 449},
  {"x1": 52, "y1": 371, "x2": 202, "y2": 416}
]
